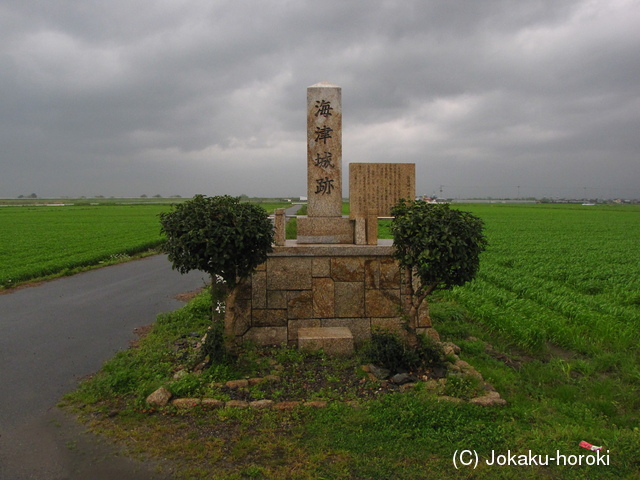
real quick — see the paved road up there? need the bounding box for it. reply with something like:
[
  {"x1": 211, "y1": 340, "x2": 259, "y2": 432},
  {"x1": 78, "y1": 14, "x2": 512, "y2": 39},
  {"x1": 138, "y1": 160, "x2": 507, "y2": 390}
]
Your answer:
[{"x1": 0, "y1": 256, "x2": 208, "y2": 479}]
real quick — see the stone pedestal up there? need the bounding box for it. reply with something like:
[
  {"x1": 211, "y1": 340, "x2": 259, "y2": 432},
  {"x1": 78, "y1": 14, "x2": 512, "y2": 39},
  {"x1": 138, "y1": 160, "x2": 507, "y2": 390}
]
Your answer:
[
  {"x1": 225, "y1": 240, "x2": 413, "y2": 347},
  {"x1": 297, "y1": 216, "x2": 354, "y2": 244}
]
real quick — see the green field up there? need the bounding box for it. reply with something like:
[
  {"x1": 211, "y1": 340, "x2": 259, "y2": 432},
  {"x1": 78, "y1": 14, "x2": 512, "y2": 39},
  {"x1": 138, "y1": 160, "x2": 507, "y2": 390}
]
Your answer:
[
  {"x1": 0, "y1": 200, "x2": 289, "y2": 288},
  {"x1": 446, "y1": 203, "x2": 640, "y2": 355},
  {"x1": 0, "y1": 205, "x2": 171, "y2": 287}
]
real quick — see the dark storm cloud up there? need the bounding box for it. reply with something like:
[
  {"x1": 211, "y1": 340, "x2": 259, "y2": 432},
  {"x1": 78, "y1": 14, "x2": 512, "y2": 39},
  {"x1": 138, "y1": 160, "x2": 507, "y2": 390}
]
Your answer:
[{"x1": 1, "y1": 0, "x2": 638, "y2": 199}]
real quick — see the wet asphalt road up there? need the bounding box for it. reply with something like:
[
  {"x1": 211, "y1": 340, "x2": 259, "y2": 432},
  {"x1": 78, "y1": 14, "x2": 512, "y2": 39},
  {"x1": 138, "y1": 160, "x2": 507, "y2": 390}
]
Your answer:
[{"x1": 0, "y1": 255, "x2": 208, "y2": 479}]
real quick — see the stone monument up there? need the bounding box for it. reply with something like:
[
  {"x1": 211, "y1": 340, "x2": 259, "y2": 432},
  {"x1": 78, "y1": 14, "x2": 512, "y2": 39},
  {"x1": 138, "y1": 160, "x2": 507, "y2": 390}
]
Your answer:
[
  {"x1": 224, "y1": 83, "x2": 431, "y2": 354},
  {"x1": 297, "y1": 82, "x2": 355, "y2": 244}
]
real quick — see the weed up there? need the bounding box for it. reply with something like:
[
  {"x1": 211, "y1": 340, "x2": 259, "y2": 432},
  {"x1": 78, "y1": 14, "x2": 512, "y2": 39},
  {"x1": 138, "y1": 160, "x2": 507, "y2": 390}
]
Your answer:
[
  {"x1": 443, "y1": 374, "x2": 482, "y2": 400},
  {"x1": 274, "y1": 346, "x2": 306, "y2": 366},
  {"x1": 360, "y1": 327, "x2": 445, "y2": 373},
  {"x1": 169, "y1": 374, "x2": 204, "y2": 398}
]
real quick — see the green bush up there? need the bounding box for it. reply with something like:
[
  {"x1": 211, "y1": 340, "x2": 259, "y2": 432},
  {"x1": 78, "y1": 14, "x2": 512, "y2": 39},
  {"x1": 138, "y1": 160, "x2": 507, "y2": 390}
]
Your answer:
[
  {"x1": 390, "y1": 200, "x2": 487, "y2": 343},
  {"x1": 361, "y1": 328, "x2": 445, "y2": 373},
  {"x1": 159, "y1": 194, "x2": 274, "y2": 292}
]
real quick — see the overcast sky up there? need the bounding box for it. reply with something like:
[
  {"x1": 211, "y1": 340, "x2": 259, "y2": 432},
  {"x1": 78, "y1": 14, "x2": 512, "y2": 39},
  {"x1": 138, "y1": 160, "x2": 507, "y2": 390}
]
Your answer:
[{"x1": 2, "y1": 0, "x2": 639, "y2": 200}]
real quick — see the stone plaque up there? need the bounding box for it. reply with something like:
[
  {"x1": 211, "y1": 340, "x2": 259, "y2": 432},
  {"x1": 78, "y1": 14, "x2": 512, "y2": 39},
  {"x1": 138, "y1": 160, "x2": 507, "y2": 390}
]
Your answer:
[{"x1": 349, "y1": 163, "x2": 415, "y2": 218}]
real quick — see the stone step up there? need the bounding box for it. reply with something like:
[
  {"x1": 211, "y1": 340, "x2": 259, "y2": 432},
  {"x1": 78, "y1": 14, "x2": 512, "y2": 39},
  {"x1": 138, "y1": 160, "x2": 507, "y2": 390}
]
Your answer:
[{"x1": 297, "y1": 327, "x2": 354, "y2": 356}]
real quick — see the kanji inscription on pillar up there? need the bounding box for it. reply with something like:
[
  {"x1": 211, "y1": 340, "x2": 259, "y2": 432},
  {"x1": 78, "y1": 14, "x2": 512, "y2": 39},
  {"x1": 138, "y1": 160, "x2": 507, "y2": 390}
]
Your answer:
[{"x1": 307, "y1": 82, "x2": 342, "y2": 217}]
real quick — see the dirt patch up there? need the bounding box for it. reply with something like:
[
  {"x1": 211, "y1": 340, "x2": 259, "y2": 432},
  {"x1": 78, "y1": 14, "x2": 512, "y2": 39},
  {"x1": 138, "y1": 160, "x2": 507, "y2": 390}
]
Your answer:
[
  {"x1": 546, "y1": 342, "x2": 580, "y2": 361},
  {"x1": 174, "y1": 286, "x2": 206, "y2": 303},
  {"x1": 130, "y1": 324, "x2": 154, "y2": 349},
  {"x1": 483, "y1": 343, "x2": 524, "y2": 370},
  {"x1": 0, "y1": 281, "x2": 45, "y2": 295}
]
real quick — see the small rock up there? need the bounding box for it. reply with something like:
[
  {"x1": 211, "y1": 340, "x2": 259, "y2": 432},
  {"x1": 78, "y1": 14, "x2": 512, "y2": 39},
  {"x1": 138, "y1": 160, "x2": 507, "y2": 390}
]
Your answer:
[
  {"x1": 425, "y1": 328, "x2": 441, "y2": 343},
  {"x1": 442, "y1": 342, "x2": 461, "y2": 356},
  {"x1": 248, "y1": 377, "x2": 264, "y2": 386},
  {"x1": 303, "y1": 401, "x2": 328, "y2": 408},
  {"x1": 201, "y1": 398, "x2": 225, "y2": 408},
  {"x1": 250, "y1": 400, "x2": 274, "y2": 409},
  {"x1": 146, "y1": 387, "x2": 172, "y2": 407},
  {"x1": 226, "y1": 379, "x2": 249, "y2": 389},
  {"x1": 469, "y1": 391, "x2": 507, "y2": 407},
  {"x1": 172, "y1": 398, "x2": 201, "y2": 409},
  {"x1": 464, "y1": 367, "x2": 484, "y2": 380},
  {"x1": 368, "y1": 364, "x2": 390, "y2": 380},
  {"x1": 192, "y1": 362, "x2": 207, "y2": 374},
  {"x1": 172, "y1": 370, "x2": 188, "y2": 380},
  {"x1": 263, "y1": 374, "x2": 281, "y2": 383},
  {"x1": 360, "y1": 364, "x2": 371, "y2": 373},
  {"x1": 390, "y1": 373, "x2": 415, "y2": 385},
  {"x1": 273, "y1": 401, "x2": 300, "y2": 410},
  {"x1": 455, "y1": 359, "x2": 472, "y2": 370},
  {"x1": 430, "y1": 365, "x2": 448, "y2": 379},
  {"x1": 225, "y1": 400, "x2": 249, "y2": 408},
  {"x1": 399, "y1": 383, "x2": 417, "y2": 392}
]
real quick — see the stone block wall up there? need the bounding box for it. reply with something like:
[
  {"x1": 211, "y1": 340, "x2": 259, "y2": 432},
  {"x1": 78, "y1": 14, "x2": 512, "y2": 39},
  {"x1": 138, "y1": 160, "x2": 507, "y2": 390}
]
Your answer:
[{"x1": 225, "y1": 241, "x2": 430, "y2": 348}]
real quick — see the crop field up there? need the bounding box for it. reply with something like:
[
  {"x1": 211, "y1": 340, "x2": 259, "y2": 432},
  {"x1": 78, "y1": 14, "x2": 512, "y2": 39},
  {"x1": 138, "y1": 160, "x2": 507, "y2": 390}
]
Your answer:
[
  {"x1": 0, "y1": 201, "x2": 290, "y2": 288},
  {"x1": 445, "y1": 204, "x2": 640, "y2": 357},
  {"x1": 0, "y1": 205, "x2": 171, "y2": 287}
]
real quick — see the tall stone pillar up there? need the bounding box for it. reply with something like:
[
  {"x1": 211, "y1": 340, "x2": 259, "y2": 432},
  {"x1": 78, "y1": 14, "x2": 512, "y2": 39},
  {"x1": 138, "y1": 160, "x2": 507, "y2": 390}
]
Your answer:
[
  {"x1": 297, "y1": 82, "x2": 354, "y2": 244},
  {"x1": 307, "y1": 82, "x2": 342, "y2": 217}
]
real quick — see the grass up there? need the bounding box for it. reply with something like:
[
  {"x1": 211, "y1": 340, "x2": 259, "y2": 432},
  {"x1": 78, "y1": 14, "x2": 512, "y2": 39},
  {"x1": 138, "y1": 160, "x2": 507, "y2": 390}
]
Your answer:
[{"x1": 63, "y1": 293, "x2": 640, "y2": 479}]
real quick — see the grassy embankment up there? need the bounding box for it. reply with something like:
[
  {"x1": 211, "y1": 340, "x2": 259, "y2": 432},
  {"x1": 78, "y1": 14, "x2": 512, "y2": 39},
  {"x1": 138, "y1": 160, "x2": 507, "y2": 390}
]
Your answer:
[{"x1": 61, "y1": 203, "x2": 640, "y2": 479}]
